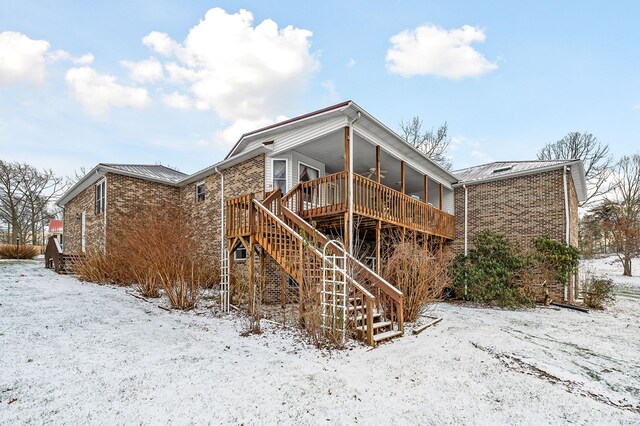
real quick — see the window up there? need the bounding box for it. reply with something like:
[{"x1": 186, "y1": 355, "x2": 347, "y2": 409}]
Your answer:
[
  {"x1": 298, "y1": 163, "x2": 320, "y2": 182},
  {"x1": 272, "y1": 159, "x2": 287, "y2": 192},
  {"x1": 234, "y1": 246, "x2": 247, "y2": 260},
  {"x1": 95, "y1": 180, "x2": 105, "y2": 214},
  {"x1": 299, "y1": 163, "x2": 320, "y2": 203},
  {"x1": 196, "y1": 182, "x2": 205, "y2": 202}
]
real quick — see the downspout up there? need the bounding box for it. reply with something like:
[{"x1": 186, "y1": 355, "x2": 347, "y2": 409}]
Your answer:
[
  {"x1": 463, "y1": 184, "x2": 468, "y2": 297},
  {"x1": 563, "y1": 165, "x2": 570, "y2": 302},
  {"x1": 348, "y1": 111, "x2": 361, "y2": 255}
]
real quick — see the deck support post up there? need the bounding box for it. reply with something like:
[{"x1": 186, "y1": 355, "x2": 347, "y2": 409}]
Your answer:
[
  {"x1": 344, "y1": 126, "x2": 351, "y2": 253},
  {"x1": 248, "y1": 235, "x2": 255, "y2": 315},
  {"x1": 375, "y1": 220, "x2": 381, "y2": 274},
  {"x1": 439, "y1": 183, "x2": 443, "y2": 210},
  {"x1": 400, "y1": 161, "x2": 405, "y2": 194},
  {"x1": 280, "y1": 272, "x2": 286, "y2": 308},
  {"x1": 260, "y1": 246, "x2": 265, "y2": 308}
]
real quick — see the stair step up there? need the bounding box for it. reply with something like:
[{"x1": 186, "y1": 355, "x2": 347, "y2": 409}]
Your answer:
[
  {"x1": 351, "y1": 310, "x2": 381, "y2": 321},
  {"x1": 373, "y1": 330, "x2": 403, "y2": 343},
  {"x1": 356, "y1": 320, "x2": 391, "y2": 332}
]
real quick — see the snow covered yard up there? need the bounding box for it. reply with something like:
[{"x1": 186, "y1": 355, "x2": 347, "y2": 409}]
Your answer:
[{"x1": 1, "y1": 260, "x2": 639, "y2": 425}]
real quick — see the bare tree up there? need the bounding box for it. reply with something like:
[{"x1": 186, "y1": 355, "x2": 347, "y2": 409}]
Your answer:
[
  {"x1": 600, "y1": 154, "x2": 640, "y2": 276},
  {"x1": 0, "y1": 161, "x2": 64, "y2": 245},
  {"x1": 537, "y1": 132, "x2": 612, "y2": 206},
  {"x1": 66, "y1": 166, "x2": 89, "y2": 187},
  {"x1": 399, "y1": 117, "x2": 452, "y2": 170},
  {"x1": 0, "y1": 161, "x2": 28, "y2": 242}
]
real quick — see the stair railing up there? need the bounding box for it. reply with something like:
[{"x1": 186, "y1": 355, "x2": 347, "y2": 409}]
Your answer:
[{"x1": 252, "y1": 199, "x2": 378, "y2": 345}]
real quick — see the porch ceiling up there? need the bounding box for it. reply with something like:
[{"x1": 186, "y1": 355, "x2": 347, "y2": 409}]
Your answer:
[{"x1": 291, "y1": 131, "x2": 442, "y2": 202}]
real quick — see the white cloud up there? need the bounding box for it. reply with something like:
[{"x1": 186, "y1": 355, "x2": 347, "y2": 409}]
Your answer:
[
  {"x1": 321, "y1": 80, "x2": 339, "y2": 104},
  {"x1": 162, "y1": 91, "x2": 193, "y2": 110},
  {"x1": 0, "y1": 31, "x2": 50, "y2": 85},
  {"x1": 48, "y1": 50, "x2": 95, "y2": 65},
  {"x1": 633, "y1": 104, "x2": 640, "y2": 110},
  {"x1": 142, "y1": 31, "x2": 180, "y2": 56},
  {"x1": 347, "y1": 58, "x2": 356, "y2": 68},
  {"x1": 386, "y1": 24, "x2": 497, "y2": 79},
  {"x1": 65, "y1": 67, "x2": 151, "y2": 116},
  {"x1": 142, "y1": 7, "x2": 318, "y2": 146},
  {"x1": 121, "y1": 58, "x2": 163, "y2": 83}
]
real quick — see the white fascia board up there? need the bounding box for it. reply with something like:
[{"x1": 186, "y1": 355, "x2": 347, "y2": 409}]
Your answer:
[{"x1": 57, "y1": 165, "x2": 104, "y2": 207}]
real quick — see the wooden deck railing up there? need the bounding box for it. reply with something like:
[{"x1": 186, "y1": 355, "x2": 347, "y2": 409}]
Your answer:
[
  {"x1": 282, "y1": 171, "x2": 455, "y2": 239},
  {"x1": 226, "y1": 193, "x2": 254, "y2": 237}
]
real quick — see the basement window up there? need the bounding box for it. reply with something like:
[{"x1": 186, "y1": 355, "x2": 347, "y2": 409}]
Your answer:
[
  {"x1": 196, "y1": 182, "x2": 205, "y2": 202},
  {"x1": 95, "y1": 180, "x2": 106, "y2": 214},
  {"x1": 234, "y1": 246, "x2": 247, "y2": 261}
]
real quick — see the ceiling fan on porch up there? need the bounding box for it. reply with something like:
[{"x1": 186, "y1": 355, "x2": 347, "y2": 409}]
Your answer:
[{"x1": 365, "y1": 167, "x2": 387, "y2": 179}]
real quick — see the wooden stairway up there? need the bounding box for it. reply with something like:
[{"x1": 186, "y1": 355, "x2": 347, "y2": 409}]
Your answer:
[{"x1": 229, "y1": 190, "x2": 403, "y2": 346}]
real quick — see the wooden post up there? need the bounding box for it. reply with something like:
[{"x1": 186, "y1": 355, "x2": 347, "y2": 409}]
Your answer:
[
  {"x1": 424, "y1": 175, "x2": 429, "y2": 203},
  {"x1": 375, "y1": 220, "x2": 381, "y2": 274},
  {"x1": 260, "y1": 247, "x2": 265, "y2": 307},
  {"x1": 400, "y1": 161, "x2": 405, "y2": 194},
  {"x1": 344, "y1": 126, "x2": 351, "y2": 252},
  {"x1": 375, "y1": 145, "x2": 381, "y2": 184},
  {"x1": 439, "y1": 183, "x2": 443, "y2": 210},
  {"x1": 248, "y1": 235, "x2": 255, "y2": 315},
  {"x1": 280, "y1": 271, "x2": 286, "y2": 308}
]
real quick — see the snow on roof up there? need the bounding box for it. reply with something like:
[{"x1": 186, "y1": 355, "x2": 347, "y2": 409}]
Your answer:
[
  {"x1": 101, "y1": 164, "x2": 187, "y2": 183},
  {"x1": 453, "y1": 160, "x2": 573, "y2": 183}
]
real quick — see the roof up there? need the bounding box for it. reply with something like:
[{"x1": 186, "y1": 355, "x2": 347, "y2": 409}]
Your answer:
[
  {"x1": 452, "y1": 159, "x2": 588, "y2": 202},
  {"x1": 101, "y1": 164, "x2": 187, "y2": 183},
  {"x1": 224, "y1": 101, "x2": 351, "y2": 160},
  {"x1": 48, "y1": 219, "x2": 63, "y2": 233},
  {"x1": 453, "y1": 160, "x2": 572, "y2": 183}
]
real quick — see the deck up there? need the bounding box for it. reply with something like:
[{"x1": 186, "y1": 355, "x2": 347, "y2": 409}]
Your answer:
[{"x1": 279, "y1": 171, "x2": 455, "y2": 239}]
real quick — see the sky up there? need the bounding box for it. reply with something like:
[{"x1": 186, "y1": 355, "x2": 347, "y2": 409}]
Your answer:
[{"x1": 1, "y1": 1, "x2": 639, "y2": 178}]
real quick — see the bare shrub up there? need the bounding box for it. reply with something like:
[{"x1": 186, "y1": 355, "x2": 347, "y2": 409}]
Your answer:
[
  {"x1": 73, "y1": 249, "x2": 134, "y2": 285},
  {"x1": 382, "y1": 238, "x2": 452, "y2": 322},
  {"x1": 75, "y1": 203, "x2": 217, "y2": 309},
  {"x1": 584, "y1": 278, "x2": 615, "y2": 309},
  {"x1": 0, "y1": 244, "x2": 39, "y2": 259}
]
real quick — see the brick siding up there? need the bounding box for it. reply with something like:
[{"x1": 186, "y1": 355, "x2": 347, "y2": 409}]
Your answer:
[{"x1": 453, "y1": 168, "x2": 580, "y2": 302}]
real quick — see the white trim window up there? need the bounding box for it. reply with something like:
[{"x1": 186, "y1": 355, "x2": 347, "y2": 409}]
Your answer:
[
  {"x1": 298, "y1": 162, "x2": 320, "y2": 183},
  {"x1": 95, "y1": 180, "x2": 106, "y2": 214},
  {"x1": 272, "y1": 159, "x2": 288, "y2": 192},
  {"x1": 196, "y1": 182, "x2": 206, "y2": 202}
]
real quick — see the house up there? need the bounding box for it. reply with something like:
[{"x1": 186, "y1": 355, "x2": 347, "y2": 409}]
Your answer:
[
  {"x1": 452, "y1": 160, "x2": 587, "y2": 303},
  {"x1": 47, "y1": 219, "x2": 64, "y2": 242},
  {"x1": 56, "y1": 101, "x2": 586, "y2": 346}
]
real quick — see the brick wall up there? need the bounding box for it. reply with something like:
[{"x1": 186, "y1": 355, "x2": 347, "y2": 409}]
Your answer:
[
  {"x1": 63, "y1": 179, "x2": 106, "y2": 254},
  {"x1": 453, "y1": 168, "x2": 581, "y2": 302}
]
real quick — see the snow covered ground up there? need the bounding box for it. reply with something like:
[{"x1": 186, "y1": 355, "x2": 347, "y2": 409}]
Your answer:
[{"x1": 1, "y1": 259, "x2": 639, "y2": 425}]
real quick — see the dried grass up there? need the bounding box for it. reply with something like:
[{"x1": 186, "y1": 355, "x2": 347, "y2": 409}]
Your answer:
[{"x1": 0, "y1": 244, "x2": 39, "y2": 259}]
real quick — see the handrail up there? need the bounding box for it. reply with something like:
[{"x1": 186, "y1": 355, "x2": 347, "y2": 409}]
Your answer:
[
  {"x1": 281, "y1": 204, "x2": 402, "y2": 302},
  {"x1": 252, "y1": 200, "x2": 376, "y2": 301}
]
